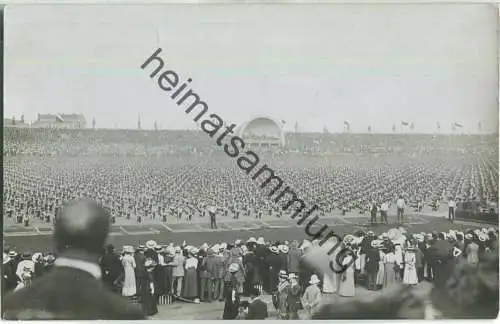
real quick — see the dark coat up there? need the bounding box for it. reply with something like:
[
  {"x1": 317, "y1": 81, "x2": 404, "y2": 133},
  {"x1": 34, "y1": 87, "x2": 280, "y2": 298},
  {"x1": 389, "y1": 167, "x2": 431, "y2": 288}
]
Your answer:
[
  {"x1": 246, "y1": 298, "x2": 268, "y2": 320},
  {"x1": 100, "y1": 252, "x2": 123, "y2": 289},
  {"x1": 2, "y1": 266, "x2": 145, "y2": 320}
]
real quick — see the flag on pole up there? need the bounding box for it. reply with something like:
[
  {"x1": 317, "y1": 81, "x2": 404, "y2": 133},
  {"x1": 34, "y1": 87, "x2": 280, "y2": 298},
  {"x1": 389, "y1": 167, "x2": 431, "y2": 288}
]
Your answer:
[
  {"x1": 55, "y1": 114, "x2": 65, "y2": 123},
  {"x1": 401, "y1": 121, "x2": 409, "y2": 126}
]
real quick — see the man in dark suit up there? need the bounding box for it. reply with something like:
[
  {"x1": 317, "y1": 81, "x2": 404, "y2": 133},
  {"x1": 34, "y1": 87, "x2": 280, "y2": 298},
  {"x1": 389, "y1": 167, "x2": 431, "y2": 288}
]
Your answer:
[
  {"x1": 100, "y1": 244, "x2": 123, "y2": 294},
  {"x1": 2, "y1": 200, "x2": 145, "y2": 320},
  {"x1": 245, "y1": 288, "x2": 268, "y2": 319}
]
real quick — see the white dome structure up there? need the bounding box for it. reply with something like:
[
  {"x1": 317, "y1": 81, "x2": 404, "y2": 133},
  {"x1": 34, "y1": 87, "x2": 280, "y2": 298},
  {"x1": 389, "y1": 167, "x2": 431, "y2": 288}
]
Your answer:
[{"x1": 236, "y1": 116, "x2": 286, "y2": 148}]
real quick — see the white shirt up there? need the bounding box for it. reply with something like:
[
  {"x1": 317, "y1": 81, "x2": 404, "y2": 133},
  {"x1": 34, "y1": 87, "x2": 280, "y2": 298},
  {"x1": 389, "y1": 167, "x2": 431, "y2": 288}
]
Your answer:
[
  {"x1": 396, "y1": 199, "x2": 405, "y2": 209},
  {"x1": 185, "y1": 257, "x2": 198, "y2": 269},
  {"x1": 380, "y1": 203, "x2": 389, "y2": 212},
  {"x1": 448, "y1": 200, "x2": 456, "y2": 208}
]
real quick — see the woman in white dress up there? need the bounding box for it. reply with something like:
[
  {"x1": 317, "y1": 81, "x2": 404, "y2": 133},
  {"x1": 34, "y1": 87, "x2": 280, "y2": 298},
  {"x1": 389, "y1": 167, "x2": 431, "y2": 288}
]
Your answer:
[
  {"x1": 121, "y1": 246, "x2": 137, "y2": 297},
  {"x1": 403, "y1": 241, "x2": 418, "y2": 286},
  {"x1": 338, "y1": 253, "x2": 355, "y2": 297}
]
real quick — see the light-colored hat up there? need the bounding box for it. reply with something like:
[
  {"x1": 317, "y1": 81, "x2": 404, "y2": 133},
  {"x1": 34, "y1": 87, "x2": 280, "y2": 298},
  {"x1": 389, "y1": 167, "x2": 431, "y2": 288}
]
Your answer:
[
  {"x1": 220, "y1": 243, "x2": 227, "y2": 249},
  {"x1": 279, "y1": 245, "x2": 289, "y2": 254},
  {"x1": 343, "y1": 235, "x2": 355, "y2": 245},
  {"x1": 174, "y1": 246, "x2": 182, "y2": 253},
  {"x1": 256, "y1": 237, "x2": 265, "y2": 245},
  {"x1": 235, "y1": 240, "x2": 242, "y2": 245},
  {"x1": 371, "y1": 240, "x2": 382, "y2": 248},
  {"x1": 415, "y1": 234, "x2": 425, "y2": 243},
  {"x1": 269, "y1": 246, "x2": 279, "y2": 254},
  {"x1": 211, "y1": 244, "x2": 220, "y2": 252},
  {"x1": 228, "y1": 263, "x2": 240, "y2": 273},
  {"x1": 123, "y1": 246, "x2": 135, "y2": 253},
  {"x1": 309, "y1": 274, "x2": 320, "y2": 285},
  {"x1": 478, "y1": 233, "x2": 488, "y2": 242},
  {"x1": 32, "y1": 253, "x2": 42, "y2": 262},
  {"x1": 279, "y1": 270, "x2": 288, "y2": 278},
  {"x1": 201, "y1": 243, "x2": 209, "y2": 250},
  {"x1": 300, "y1": 240, "x2": 312, "y2": 250},
  {"x1": 247, "y1": 237, "x2": 257, "y2": 244},
  {"x1": 288, "y1": 273, "x2": 297, "y2": 280},
  {"x1": 146, "y1": 240, "x2": 157, "y2": 249},
  {"x1": 381, "y1": 233, "x2": 389, "y2": 240},
  {"x1": 465, "y1": 234, "x2": 473, "y2": 240},
  {"x1": 8, "y1": 251, "x2": 17, "y2": 257}
]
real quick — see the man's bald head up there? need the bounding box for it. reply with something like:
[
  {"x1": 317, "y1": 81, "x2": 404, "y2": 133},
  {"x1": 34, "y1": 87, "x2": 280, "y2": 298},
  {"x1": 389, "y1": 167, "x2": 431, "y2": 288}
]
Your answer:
[{"x1": 54, "y1": 200, "x2": 110, "y2": 255}]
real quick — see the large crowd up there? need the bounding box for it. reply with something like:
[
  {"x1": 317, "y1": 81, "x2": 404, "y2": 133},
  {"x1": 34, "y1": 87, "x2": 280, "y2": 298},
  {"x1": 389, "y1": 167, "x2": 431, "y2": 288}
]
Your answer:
[
  {"x1": 3, "y1": 128, "x2": 499, "y2": 227},
  {"x1": 4, "y1": 225, "x2": 498, "y2": 319}
]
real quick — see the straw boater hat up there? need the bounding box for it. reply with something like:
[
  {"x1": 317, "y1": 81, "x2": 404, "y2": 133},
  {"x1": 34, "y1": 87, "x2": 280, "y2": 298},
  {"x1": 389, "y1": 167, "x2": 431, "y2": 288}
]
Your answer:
[
  {"x1": 228, "y1": 263, "x2": 240, "y2": 273},
  {"x1": 465, "y1": 233, "x2": 473, "y2": 240},
  {"x1": 309, "y1": 274, "x2": 320, "y2": 285},
  {"x1": 269, "y1": 246, "x2": 279, "y2": 254},
  {"x1": 8, "y1": 251, "x2": 17, "y2": 258},
  {"x1": 146, "y1": 240, "x2": 157, "y2": 250},
  {"x1": 138, "y1": 245, "x2": 146, "y2": 251},
  {"x1": 478, "y1": 233, "x2": 488, "y2": 242},
  {"x1": 257, "y1": 237, "x2": 265, "y2": 245},
  {"x1": 279, "y1": 270, "x2": 288, "y2": 279},
  {"x1": 247, "y1": 237, "x2": 257, "y2": 244}
]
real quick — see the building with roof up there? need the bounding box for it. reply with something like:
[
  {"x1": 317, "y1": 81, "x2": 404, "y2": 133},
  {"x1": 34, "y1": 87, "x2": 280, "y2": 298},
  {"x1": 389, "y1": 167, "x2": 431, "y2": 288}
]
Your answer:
[
  {"x1": 32, "y1": 113, "x2": 86, "y2": 129},
  {"x1": 236, "y1": 116, "x2": 286, "y2": 148}
]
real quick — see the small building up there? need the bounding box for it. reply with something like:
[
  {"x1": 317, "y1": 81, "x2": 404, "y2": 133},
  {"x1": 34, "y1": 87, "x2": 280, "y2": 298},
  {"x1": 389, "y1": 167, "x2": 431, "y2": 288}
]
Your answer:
[
  {"x1": 236, "y1": 116, "x2": 286, "y2": 148},
  {"x1": 32, "y1": 113, "x2": 86, "y2": 129}
]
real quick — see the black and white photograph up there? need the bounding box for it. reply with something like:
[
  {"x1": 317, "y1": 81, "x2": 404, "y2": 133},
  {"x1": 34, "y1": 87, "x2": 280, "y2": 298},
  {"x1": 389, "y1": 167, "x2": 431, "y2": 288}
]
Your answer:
[{"x1": 2, "y1": 1, "x2": 499, "y2": 320}]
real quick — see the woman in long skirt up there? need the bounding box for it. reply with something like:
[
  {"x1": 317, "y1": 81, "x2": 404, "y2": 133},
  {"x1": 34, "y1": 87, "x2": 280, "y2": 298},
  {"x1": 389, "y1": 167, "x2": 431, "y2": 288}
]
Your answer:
[
  {"x1": 223, "y1": 264, "x2": 241, "y2": 319},
  {"x1": 383, "y1": 244, "x2": 397, "y2": 288},
  {"x1": 121, "y1": 247, "x2": 137, "y2": 297},
  {"x1": 338, "y1": 254, "x2": 355, "y2": 297},
  {"x1": 143, "y1": 260, "x2": 158, "y2": 317},
  {"x1": 376, "y1": 247, "x2": 385, "y2": 289},
  {"x1": 182, "y1": 251, "x2": 199, "y2": 300},
  {"x1": 403, "y1": 242, "x2": 419, "y2": 286}
]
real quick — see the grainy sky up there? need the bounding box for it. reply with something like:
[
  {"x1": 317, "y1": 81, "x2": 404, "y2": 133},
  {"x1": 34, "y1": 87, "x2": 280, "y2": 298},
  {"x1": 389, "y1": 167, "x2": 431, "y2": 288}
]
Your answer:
[{"x1": 4, "y1": 4, "x2": 499, "y2": 133}]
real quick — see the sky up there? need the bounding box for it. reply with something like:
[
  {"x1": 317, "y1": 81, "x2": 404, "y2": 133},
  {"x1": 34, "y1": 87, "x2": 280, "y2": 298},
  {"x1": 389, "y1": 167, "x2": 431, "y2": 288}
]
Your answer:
[{"x1": 4, "y1": 3, "x2": 499, "y2": 133}]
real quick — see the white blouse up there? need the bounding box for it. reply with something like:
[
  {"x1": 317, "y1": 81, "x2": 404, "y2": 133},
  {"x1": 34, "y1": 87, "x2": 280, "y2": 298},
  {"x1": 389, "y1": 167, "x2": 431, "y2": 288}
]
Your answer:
[{"x1": 185, "y1": 257, "x2": 198, "y2": 269}]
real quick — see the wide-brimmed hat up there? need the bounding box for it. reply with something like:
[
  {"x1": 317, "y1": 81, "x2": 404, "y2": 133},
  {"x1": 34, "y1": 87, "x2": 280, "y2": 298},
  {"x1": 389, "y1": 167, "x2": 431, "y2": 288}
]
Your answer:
[
  {"x1": 257, "y1": 237, "x2": 265, "y2": 245},
  {"x1": 154, "y1": 245, "x2": 163, "y2": 251},
  {"x1": 288, "y1": 273, "x2": 297, "y2": 280},
  {"x1": 137, "y1": 245, "x2": 146, "y2": 251},
  {"x1": 123, "y1": 246, "x2": 135, "y2": 253},
  {"x1": 228, "y1": 263, "x2": 240, "y2": 273},
  {"x1": 279, "y1": 245, "x2": 289, "y2": 254},
  {"x1": 465, "y1": 233, "x2": 473, "y2": 240},
  {"x1": 279, "y1": 270, "x2": 288, "y2": 279},
  {"x1": 8, "y1": 251, "x2": 17, "y2": 257},
  {"x1": 32, "y1": 253, "x2": 42, "y2": 262},
  {"x1": 247, "y1": 237, "x2": 257, "y2": 244},
  {"x1": 309, "y1": 274, "x2": 320, "y2": 285},
  {"x1": 343, "y1": 235, "x2": 355, "y2": 245},
  {"x1": 269, "y1": 246, "x2": 279, "y2": 254},
  {"x1": 478, "y1": 233, "x2": 488, "y2": 242},
  {"x1": 146, "y1": 240, "x2": 157, "y2": 249}
]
